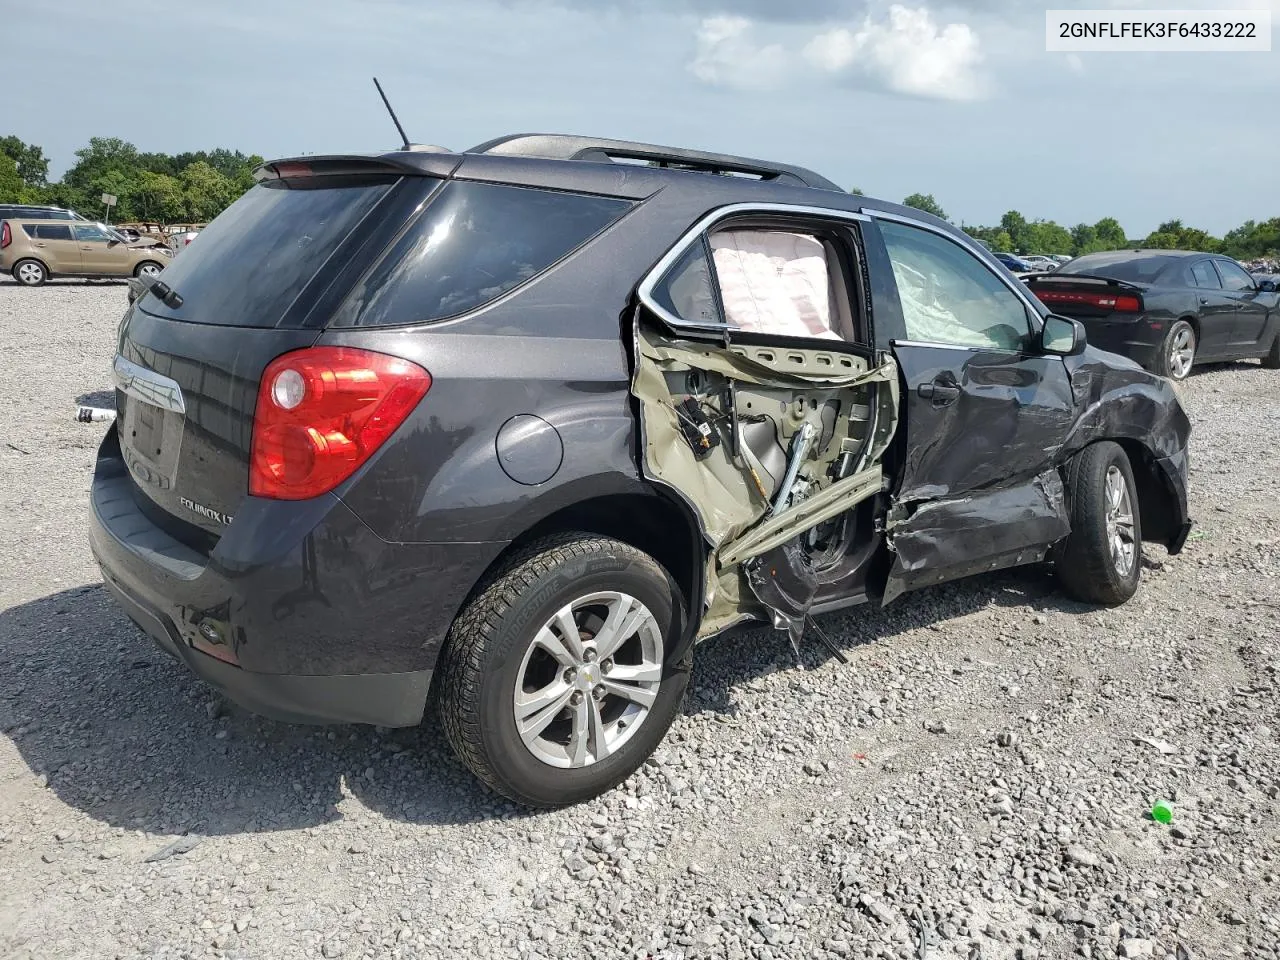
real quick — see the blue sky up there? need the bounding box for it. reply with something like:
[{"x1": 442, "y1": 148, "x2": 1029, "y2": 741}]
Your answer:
[{"x1": 6, "y1": 0, "x2": 1278, "y2": 235}]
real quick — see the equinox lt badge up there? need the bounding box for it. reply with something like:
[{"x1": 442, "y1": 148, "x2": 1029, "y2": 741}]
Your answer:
[{"x1": 180, "y1": 497, "x2": 233, "y2": 526}]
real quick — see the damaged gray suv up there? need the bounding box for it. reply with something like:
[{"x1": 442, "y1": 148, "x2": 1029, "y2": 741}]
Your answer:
[{"x1": 90, "y1": 135, "x2": 1192, "y2": 806}]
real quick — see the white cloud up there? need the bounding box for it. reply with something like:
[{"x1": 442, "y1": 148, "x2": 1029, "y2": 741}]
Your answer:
[
  {"x1": 804, "y1": 5, "x2": 987, "y2": 101},
  {"x1": 688, "y1": 16, "x2": 790, "y2": 90}
]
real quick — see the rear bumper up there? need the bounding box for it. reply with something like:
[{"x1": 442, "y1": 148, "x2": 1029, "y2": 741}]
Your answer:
[
  {"x1": 101, "y1": 571, "x2": 432, "y2": 725},
  {"x1": 89, "y1": 431, "x2": 507, "y2": 726},
  {"x1": 1079, "y1": 317, "x2": 1165, "y2": 370}
]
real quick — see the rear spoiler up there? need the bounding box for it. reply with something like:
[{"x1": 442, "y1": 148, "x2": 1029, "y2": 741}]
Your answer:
[
  {"x1": 1022, "y1": 272, "x2": 1148, "y2": 293},
  {"x1": 253, "y1": 151, "x2": 462, "y2": 182}
]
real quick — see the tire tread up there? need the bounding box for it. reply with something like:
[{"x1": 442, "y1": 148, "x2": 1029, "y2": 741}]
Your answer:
[
  {"x1": 437, "y1": 533, "x2": 672, "y2": 806},
  {"x1": 1057, "y1": 441, "x2": 1142, "y2": 606}
]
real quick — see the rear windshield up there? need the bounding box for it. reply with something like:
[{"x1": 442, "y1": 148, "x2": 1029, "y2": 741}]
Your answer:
[
  {"x1": 137, "y1": 175, "x2": 398, "y2": 327},
  {"x1": 1056, "y1": 254, "x2": 1175, "y2": 283},
  {"x1": 332, "y1": 181, "x2": 632, "y2": 328}
]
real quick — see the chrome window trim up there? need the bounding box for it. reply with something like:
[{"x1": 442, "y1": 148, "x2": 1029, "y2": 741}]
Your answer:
[
  {"x1": 636, "y1": 202, "x2": 871, "y2": 332},
  {"x1": 863, "y1": 208, "x2": 1048, "y2": 329},
  {"x1": 113, "y1": 354, "x2": 186, "y2": 415},
  {"x1": 890, "y1": 338, "x2": 1028, "y2": 357}
]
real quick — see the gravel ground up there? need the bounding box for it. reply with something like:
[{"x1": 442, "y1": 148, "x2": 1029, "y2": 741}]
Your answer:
[{"x1": 1, "y1": 278, "x2": 1277, "y2": 960}]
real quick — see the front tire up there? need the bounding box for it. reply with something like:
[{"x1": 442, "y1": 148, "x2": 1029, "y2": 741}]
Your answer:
[
  {"x1": 1262, "y1": 335, "x2": 1280, "y2": 370},
  {"x1": 1056, "y1": 441, "x2": 1142, "y2": 606},
  {"x1": 13, "y1": 259, "x2": 47, "y2": 286},
  {"x1": 134, "y1": 261, "x2": 163, "y2": 280},
  {"x1": 1155, "y1": 320, "x2": 1196, "y2": 380},
  {"x1": 438, "y1": 534, "x2": 689, "y2": 807}
]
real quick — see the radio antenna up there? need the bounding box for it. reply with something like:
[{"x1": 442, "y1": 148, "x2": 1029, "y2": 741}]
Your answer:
[{"x1": 373, "y1": 77, "x2": 411, "y2": 150}]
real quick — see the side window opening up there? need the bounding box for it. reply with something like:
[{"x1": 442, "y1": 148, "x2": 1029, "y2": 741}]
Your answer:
[
  {"x1": 1215, "y1": 259, "x2": 1256, "y2": 292},
  {"x1": 651, "y1": 239, "x2": 721, "y2": 327},
  {"x1": 1190, "y1": 260, "x2": 1221, "y2": 289},
  {"x1": 879, "y1": 220, "x2": 1032, "y2": 352},
  {"x1": 709, "y1": 230, "x2": 844, "y2": 341},
  {"x1": 648, "y1": 223, "x2": 864, "y2": 344}
]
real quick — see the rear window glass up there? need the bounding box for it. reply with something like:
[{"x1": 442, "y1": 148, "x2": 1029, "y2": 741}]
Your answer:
[
  {"x1": 1057, "y1": 254, "x2": 1175, "y2": 283},
  {"x1": 138, "y1": 175, "x2": 397, "y2": 327},
  {"x1": 333, "y1": 182, "x2": 631, "y2": 328},
  {"x1": 33, "y1": 224, "x2": 73, "y2": 240}
]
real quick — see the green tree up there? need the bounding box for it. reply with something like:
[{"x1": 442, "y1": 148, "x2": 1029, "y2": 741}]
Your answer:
[
  {"x1": 134, "y1": 171, "x2": 185, "y2": 222},
  {"x1": 1221, "y1": 218, "x2": 1280, "y2": 259},
  {"x1": 0, "y1": 151, "x2": 29, "y2": 203},
  {"x1": 1020, "y1": 220, "x2": 1074, "y2": 255},
  {"x1": 1093, "y1": 217, "x2": 1127, "y2": 250},
  {"x1": 0, "y1": 136, "x2": 49, "y2": 187},
  {"x1": 849, "y1": 186, "x2": 864, "y2": 196},
  {"x1": 64, "y1": 137, "x2": 140, "y2": 194},
  {"x1": 180, "y1": 161, "x2": 236, "y2": 220},
  {"x1": 902, "y1": 193, "x2": 947, "y2": 220},
  {"x1": 996, "y1": 210, "x2": 1028, "y2": 251},
  {"x1": 1140, "y1": 219, "x2": 1219, "y2": 252},
  {"x1": 1070, "y1": 222, "x2": 1098, "y2": 254}
]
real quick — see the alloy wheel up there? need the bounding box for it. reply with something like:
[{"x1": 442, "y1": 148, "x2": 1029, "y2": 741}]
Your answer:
[
  {"x1": 1104, "y1": 465, "x2": 1136, "y2": 577},
  {"x1": 513, "y1": 591, "x2": 663, "y2": 769},
  {"x1": 138, "y1": 263, "x2": 161, "y2": 279},
  {"x1": 1168, "y1": 326, "x2": 1195, "y2": 379}
]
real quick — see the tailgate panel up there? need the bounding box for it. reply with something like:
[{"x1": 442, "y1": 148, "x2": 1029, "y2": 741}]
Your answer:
[{"x1": 116, "y1": 305, "x2": 317, "y2": 536}]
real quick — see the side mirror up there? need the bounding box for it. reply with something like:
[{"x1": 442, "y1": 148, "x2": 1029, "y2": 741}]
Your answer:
[
  {"x1": 1258, "y1": 279, "x2": 1277, "y2": 293},
  {"x1": 1041, "y1": 314, "x2": 1086, "y2": 356}
]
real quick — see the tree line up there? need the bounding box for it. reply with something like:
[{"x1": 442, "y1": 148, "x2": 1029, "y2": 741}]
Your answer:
[
  {"x1": 0, "y1": 135, "x2": 262, "y2": 224},
  {"x1": 3, "y1": 135, "x2": 1277, "y2": 259},
  {"x1": 893, "y1": 191, "x2": 1279, "y2": 262}
]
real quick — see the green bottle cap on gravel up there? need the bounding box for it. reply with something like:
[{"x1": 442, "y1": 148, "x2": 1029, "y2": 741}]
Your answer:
[{"x1": 1152, "y1": 800, "x2": 1173, "y2": 824}]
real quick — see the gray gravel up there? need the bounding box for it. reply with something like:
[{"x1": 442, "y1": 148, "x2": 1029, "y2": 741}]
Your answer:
[{"x1": 1, "y1": 278, "x2": 1277, "y2": 960}]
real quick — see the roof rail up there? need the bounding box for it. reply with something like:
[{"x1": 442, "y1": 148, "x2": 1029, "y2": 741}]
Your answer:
[{"x1": 466, "y1": 134, "x2": 844, "y2": 192}]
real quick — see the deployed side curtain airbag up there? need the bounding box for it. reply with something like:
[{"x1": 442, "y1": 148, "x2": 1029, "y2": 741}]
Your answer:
[{"x1": 710, "y1": 231, "x2": 841, "y2": 340}]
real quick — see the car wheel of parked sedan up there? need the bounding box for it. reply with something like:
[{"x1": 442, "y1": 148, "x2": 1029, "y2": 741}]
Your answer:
[
  {"x1": 438, "y1": 534, "x2": 689, "y2": 807},
  {"x1": 13, "y1": 259, "x2": 47, "y2": 286},
  {"x1": 1056, "y1": 441, "x2": 1142, "y2": 606},
  {"x1": 134, "y1": 261, "x2": 163, "y2": 280},
  {"x1": 1156, "y1": 320, "x2": 1196, "y2": 381},
  {"x1": 1263, "y1": 335, "x2": 1280, "y2": 370}
]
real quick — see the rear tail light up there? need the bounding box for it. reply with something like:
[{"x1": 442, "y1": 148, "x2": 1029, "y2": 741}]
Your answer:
[
  {"x1": 0, "y1": 222, "x2": 9, "y2": 249},
  {"x1": 1034, "y1": 288, "x2": 1144, "y2": 313},
  {"x1": 249, "y1": 346, "x2": 431, "y2": 500}
]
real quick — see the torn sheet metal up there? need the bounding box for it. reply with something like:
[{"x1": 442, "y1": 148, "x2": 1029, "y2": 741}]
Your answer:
[
  {"x1": 883, "y1": 468, "x2": 1070, "y2": 604},
  {"x1": 631, "y1": 323, "x2": 899, "y2": 640}
]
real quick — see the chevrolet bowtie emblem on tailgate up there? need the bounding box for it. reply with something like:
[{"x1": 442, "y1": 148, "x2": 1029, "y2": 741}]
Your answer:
[
  {"x1": 180, "y1": 497, "x2": 234, "y2": 526},
  {"x1": 113, "y1": 354, "x2": 186, "y2": 415}
]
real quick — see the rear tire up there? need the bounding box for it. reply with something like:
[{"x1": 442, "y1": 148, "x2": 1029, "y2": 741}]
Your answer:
[
  {"x1": 1154, "y1": 320, "x2": 1195, "y2": 380},
  {"x1": 13, "y1": 259, "x2": 47, "y2": 286},
  {"x1": 1056, "y1": 441, "x2": 1142, "y2": 606},
  {"x1": 1262, "y1": 335, "x2": 1280, "y2": 370},
  {"x1": 438, "y1": 534, "x2": 689, "y2": 807}
]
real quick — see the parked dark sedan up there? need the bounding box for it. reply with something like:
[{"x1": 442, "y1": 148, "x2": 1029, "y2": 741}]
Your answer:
[{"x1": 1025, "y1": 250, "x2": 1280, "y2": 379}]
